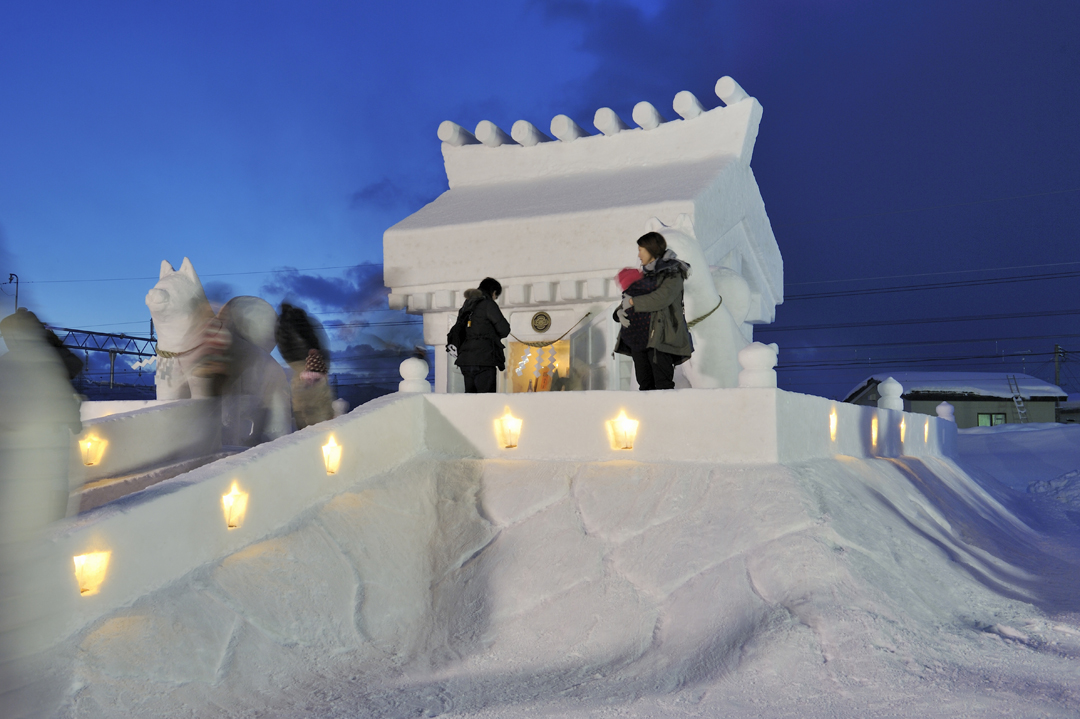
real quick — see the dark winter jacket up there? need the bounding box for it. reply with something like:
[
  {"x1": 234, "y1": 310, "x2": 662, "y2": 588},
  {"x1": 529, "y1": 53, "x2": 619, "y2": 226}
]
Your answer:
[
  {"x1": 454, "y1": 291, "x2": 510, "y2": 369},
  {"x1": 614, "y1": 251, "x2": 693, "y2": 361},
  {"x1": 616, "y1": 274, "x2": 659, "y2": 351}
]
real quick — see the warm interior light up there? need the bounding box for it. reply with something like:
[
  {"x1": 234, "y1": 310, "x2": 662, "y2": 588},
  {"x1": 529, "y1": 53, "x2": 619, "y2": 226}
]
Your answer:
[
  {"x1": 73, "y1": 551, "x2": 111, "y2": 596},
  {"x1": 495, "y1": 408, "x2": 522, "y2": 448},
  {"x1": 900, "y1": 418, "x2": 906, "y2": 444},
  {"x1": 924, "y1": 419, "x2": 929, "y2": 443},
  {"x1": 221, "y1": 481, "x2": 249, "y2": 529},
  {"x1": 607, "y1": 410, "x2": 639, "y2": 450},
  {"x1": 79, "y1": 434, "x2": 108, "y2": 466},
  {"x1": 829, "y1": 407, "x2": 838, "y2": 442},
  {"x1": 871, "y1": 415, "x2": 878, "y2": 447},
  {"x1": 322, "y1": 436, "x2": 342, "y2": 475}
]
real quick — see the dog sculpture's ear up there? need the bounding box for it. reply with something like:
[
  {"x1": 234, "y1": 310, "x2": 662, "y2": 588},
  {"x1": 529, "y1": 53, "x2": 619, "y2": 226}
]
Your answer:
[
  {"x1": 644, "y1": 216, "x2": 667, "y2": 232},
  {"x1": 674, "y1": 213, "x2": 696, "y2": 236},
  {"x1": 178, "y1": 257, "x2": 198, "y2": 280},
  {"x1": 159, "y1": 260, "x2": 175, "y2": 280}
]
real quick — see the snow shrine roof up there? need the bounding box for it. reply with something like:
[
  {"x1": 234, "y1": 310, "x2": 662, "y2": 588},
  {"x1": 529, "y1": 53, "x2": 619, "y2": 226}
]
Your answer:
[
  {"x1": 383, "y1": 77, "x2": 782, "y2": 320},
  {"x1": 845, "y1": 372, "x2": 1067, "y2": 402}
]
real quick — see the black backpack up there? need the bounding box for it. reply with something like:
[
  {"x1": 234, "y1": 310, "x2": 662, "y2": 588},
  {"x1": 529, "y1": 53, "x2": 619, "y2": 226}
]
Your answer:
[{"x1": 446, "y1": 306, "x2": 473, "y2": 356}]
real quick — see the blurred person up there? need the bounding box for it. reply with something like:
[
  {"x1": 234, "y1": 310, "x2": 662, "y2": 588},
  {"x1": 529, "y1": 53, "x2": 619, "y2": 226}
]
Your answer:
[
  {"x1": 0, "y1": 309, "x2": 80, "y2": 717},
  {"x1": 454, "y1": 279, "x2": 510, "y2": 393},
  {"x1": 276, "y1": 303, "x2": 333, "y2": 429}
]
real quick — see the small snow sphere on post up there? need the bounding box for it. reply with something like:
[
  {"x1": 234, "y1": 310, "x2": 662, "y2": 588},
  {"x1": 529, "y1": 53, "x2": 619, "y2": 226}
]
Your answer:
[
  {"x1": 737, "y1": 342, "x2": 779, "y2": 388},
  {"x1": 936, "y1": 402, "x2": 955, "y2": 422},
  {"x1": 398, "y1": 357, "x2": 431, "y2": 394},
  {"x1": 877, "y1": 377, "x2": 905, "y2": 411}
]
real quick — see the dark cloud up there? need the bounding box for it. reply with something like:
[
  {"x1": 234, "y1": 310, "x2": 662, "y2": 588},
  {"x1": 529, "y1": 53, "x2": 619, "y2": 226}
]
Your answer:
[
  {"x1": 202, "y1": 280, "x2": 235, "y2": 305},
  {"x1": 261, "y1": 263, "x2": 388, "y2": 314},
  {"x1": 350, "y1": 178, "x2": 442, "y2": 211}
]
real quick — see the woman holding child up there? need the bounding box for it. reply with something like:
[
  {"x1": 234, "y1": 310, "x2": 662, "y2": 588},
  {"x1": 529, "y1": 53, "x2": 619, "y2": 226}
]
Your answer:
[{"x1": 613, "y1": 232, "x2": 693, "y2": 390}]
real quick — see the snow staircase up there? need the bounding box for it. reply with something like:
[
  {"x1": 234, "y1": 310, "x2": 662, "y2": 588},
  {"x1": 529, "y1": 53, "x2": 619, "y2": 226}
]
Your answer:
[{"x1": 1007, "y1": 374, "x2": 1030, "y2": 423}]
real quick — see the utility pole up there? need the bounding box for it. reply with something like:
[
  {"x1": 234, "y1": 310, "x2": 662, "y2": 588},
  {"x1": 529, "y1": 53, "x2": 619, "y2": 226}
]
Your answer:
[
  {"x1": 1055, "y1": 344, "x2": 1064, "y2": 387},
  {"x1": 6, "y1": 273, "x2": 17, "y2": 310}
]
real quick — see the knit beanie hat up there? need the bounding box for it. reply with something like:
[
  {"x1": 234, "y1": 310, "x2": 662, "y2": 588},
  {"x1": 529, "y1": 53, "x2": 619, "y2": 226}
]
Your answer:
[
  {"x1": 305, "y1": 348, "x2": 327, "y2": 374},
  {"x1": 616, "y1": 267, "x2": 644, "y2": 291}
]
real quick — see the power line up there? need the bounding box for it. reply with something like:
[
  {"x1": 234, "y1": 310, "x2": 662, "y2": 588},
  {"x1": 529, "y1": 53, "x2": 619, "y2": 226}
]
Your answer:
[
  {"x1": 787, "y1": 260, "x2": 1080, "y2": 287},
  {"x1": 779, "y1": 332, "x2": 1080, "y2": 352},
  {"x1": 787, "y1": 269, "x2": 1080, "y2": 301},
  {"x1": 21, "y1": 264, "x2": 364, "y2": 284},
  {"x1": 773, "y1": 186, "x2": 1080, "y2": 230},
  {"x1": 758, "y1": 308, "x2": 1080, "y2": 333}
]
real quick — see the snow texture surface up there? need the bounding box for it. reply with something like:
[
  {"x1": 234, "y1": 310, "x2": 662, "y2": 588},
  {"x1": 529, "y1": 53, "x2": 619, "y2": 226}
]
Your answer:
[{"x1": 55, "y1": 425, "x2": 1080, "y2": 718}]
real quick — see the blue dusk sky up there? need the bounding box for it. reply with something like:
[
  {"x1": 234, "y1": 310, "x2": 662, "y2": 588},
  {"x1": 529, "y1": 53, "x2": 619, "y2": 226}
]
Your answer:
[{"x1": 1, "y1": 0, "x2": 1078, "y2": 398}]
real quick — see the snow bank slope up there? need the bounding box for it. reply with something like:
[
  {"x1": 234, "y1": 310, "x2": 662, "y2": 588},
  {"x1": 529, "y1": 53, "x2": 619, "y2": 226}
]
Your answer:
[{"x1": 63, "y1": 447, "x2": 1080, "y2": 717}]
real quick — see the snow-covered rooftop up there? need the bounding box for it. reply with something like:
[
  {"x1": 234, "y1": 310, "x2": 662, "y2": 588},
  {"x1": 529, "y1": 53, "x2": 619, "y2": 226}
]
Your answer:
[{"x1": 846, "y1": 372, "x2": 1067, "y2": 401}]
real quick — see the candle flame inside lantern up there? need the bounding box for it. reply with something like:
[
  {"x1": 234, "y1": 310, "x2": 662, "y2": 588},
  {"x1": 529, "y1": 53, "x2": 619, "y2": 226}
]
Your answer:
[
  {"x1": 900, "y1": 418, "x2": 906, "y2": 444},
  {"x1": 829, "y1": 407, "x2": 838, "y2": 442},
  {"x1": 80, "y1": 435, "x2": 107, "y2": 466},
  {"x1": 607, "y1": 410, "x2": 639, "y2": 450},
  {"x1": 322, "y1": 436, "x2": 342, "y2": 475},
  {"x1": 924, "y1": 419, "x2": 930, "y2": 443},
  {"x1": 73, "y1": 551, "x2": 111, "y2": 596},
  {"x1": 871, "y1": 415, "x2": 878, "y2": 448},
  {"x1": 222, "y1": 481, "x2": 249, "y2": 529},
  {"x1": 495, "y1": 409, "x2": 522, "y2": 448}
]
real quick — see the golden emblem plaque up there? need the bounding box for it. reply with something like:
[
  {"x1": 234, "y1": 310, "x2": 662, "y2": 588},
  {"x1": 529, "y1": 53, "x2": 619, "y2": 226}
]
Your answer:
[{"x1": 531, "y1": 312, "x2": 552, "y2": 333}]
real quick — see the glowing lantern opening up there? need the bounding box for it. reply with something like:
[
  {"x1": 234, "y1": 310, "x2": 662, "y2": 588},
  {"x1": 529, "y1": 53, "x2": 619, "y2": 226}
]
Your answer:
[
  {"x1": 871, "y1": 415, "x2": 878, "y2": 448},
  {"x1": 322, "y1": 436, "x2": 342, "y2": 475},
  {"x1": 73, "y1": 551, "x2": 111, "y2": 596},
  {"x1": 607, "y1": 410, "x2": 639, "y2": 450},
  {"x1": 222, "y1": 481, "x2": 249, "y2": 529},
  {"x1": 495, "y1": 408, "x2": 522, "y2": 448},
  {"x1": 79, "y1": 435, "x2": 108, "y2": 466},
  {"x1": 829, "y1": 407, "x2": 838, "y2": 442},
  {"x1": 924, "y1": 419, "x2": 930, "y2": 443},
  {"x1": 900, "y1": 418, "x2": 906, "y2": 444}
]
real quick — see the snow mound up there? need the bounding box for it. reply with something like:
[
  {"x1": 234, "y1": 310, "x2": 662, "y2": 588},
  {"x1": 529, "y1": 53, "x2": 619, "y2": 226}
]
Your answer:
[{"x1": 58, "y1": 446, "x2": 1080, "y2": 717}]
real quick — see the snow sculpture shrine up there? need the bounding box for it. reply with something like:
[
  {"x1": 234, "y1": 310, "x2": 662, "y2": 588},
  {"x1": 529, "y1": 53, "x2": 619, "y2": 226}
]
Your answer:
[{"x1": 383, "y1": 76, "x2": 783, "y2": 392}]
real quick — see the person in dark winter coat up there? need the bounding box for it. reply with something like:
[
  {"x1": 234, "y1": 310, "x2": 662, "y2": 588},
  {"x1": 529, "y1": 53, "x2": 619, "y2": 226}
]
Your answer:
[
  {"x1": 455, "y1": 277, "x2": 510, "y2": 393},
  {"x1": 275, "y1": 303, "x2": 333, "y2": 429},
  {"x1": 613, "y1": 232, "x2": 693, "y2": 390}
]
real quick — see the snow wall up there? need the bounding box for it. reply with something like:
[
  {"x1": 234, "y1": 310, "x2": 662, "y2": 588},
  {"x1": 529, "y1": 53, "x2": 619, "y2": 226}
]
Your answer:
[
  {"x1": 51, "y1": 389, "x2": 958, "y2": 642},
  {"x1": 57, "y1": 391, "x2": 1080, "y2": 717}
]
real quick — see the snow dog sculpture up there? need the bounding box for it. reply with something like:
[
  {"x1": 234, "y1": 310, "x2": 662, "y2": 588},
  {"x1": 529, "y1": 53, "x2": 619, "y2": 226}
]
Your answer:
[{"x1": 145, "y1": 259, "x2": 292, "y2": 445}]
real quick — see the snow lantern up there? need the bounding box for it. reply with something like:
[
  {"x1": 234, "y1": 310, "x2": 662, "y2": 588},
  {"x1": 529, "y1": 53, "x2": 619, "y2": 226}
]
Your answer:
[
  {"x1": 221, "y1": 481, "x2": 249, "y2": 529},
  {"x1": 495, "y1": 408, "x2": 522, "y2": 449},
  {"x1": 322, "y1": 436, "x2": 342, "y2": 475},
  {"x1": 79, "y1": 434, "x2": 107, "y2": 466},
  {"x1": 607, "y1": 410, "x2": 639, "y2": 450},
  {"x1": 73, "y1": 551, "x2": 111, "y2": 596}
]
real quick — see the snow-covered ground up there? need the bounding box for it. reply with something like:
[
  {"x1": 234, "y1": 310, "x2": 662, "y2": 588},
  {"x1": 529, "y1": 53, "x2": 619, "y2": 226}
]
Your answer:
[{"x1": 53, "y1": 422, "x2": 1080, "y2": 718}]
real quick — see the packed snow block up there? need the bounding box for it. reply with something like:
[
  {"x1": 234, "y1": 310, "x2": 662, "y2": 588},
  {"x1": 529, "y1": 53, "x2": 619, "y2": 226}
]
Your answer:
[
  {"x1": 627, "y1": 557, "x2": 768, "y2": 690},
  {"x1": 477, "y1": 459, "x2": 573, "y2": 527},
  {"x1": 77, "y1": 589, "x2": 237, "y2": 684},
  {"x1": 79, "y1": 399, "x2": 221, "y2": 483},
  {"x1": 211, "y1": 526, "x2": 360, "y2": 648}
]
